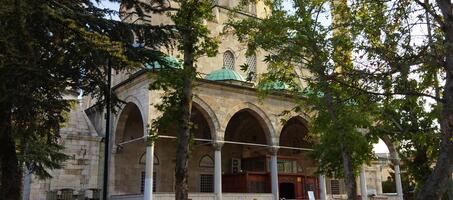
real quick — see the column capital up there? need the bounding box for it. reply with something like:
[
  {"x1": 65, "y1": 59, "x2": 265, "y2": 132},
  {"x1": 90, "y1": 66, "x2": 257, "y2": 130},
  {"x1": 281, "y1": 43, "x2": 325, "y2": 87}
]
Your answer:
[
  {"x1": 270, "y1": 146, "x2": 279, "y2": 155},
  {"x1": 145, "y1": 135, "x2": 156, "y2": 146},
  {"x1": 112, "y1": 144, "x2": 122, "y2": 154},
  {"x1": 213, "y1": 142, "x2": 224, "y2": 150}
]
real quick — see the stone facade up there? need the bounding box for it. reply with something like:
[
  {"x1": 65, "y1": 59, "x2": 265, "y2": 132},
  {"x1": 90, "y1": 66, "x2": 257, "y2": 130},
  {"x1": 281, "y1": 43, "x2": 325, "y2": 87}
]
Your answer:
[{"x1": 25, "y1": 100, "x2": 103, "y2": 200}]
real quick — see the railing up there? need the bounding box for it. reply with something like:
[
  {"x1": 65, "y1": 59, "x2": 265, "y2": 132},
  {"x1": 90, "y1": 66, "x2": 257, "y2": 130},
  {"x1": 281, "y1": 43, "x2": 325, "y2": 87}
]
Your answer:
[{"x1": 111, "y1": 193, "x2": 273, "y2": 200}]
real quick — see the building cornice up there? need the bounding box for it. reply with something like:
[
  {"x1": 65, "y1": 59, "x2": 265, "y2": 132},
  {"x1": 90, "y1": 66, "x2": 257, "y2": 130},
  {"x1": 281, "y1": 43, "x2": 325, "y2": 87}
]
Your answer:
[{"x1": 112, "y1": 69, "x2": 299, "y2": 102}]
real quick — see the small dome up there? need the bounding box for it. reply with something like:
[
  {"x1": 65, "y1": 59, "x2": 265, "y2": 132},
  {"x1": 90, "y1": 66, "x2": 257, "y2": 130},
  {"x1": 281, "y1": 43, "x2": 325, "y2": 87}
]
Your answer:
[
  {"x1": 257, "y1": 80, "x2": 290, "y2": 91},
  {"x1": 302, "y1": 86, "x2": 324, "y2": 97},
  {"x1": 145, "y1": 56, "x2": 182, "y2": 70},
  {"x1": 205, "y1": 68, "x2": 245, "y2": 81}
]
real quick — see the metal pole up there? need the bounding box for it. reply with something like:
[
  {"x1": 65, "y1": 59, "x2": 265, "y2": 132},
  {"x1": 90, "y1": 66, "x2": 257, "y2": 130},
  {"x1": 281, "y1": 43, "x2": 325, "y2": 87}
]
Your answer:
[{"x1": 102, "y1": 60, "x2": 112, "y2": 200}]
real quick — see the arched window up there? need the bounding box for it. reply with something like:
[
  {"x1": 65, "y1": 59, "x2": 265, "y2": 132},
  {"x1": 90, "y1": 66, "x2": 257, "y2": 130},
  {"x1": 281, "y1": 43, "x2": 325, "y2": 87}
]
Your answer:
[
  {"x1": 223, "y1": 51, "x2": 235, "y2": 70},
  {"x1": 139, "y1": 153, "x2": 159, "y2": 193},
  {"x1": 246, "y1": 54, "x2": 257, "y2": 81},
  {"x1": 139, "y1": 152, "x2": 159, "y2": 165},
  {"x1": 199, "y1": 155, "x2": 214, "y2": 192},
  {"x1": 199, "y1": 155, "x2": 214, "y2": 168}
]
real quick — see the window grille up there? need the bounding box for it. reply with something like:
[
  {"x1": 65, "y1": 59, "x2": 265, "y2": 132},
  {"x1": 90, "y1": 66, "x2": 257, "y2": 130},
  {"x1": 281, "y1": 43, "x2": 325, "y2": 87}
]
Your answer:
[
  {"x1": 330, "y1": 179, "x2": 340, "y2": 194},
  {"x1": 246, "y1": 54, "x2": 257, "y2": 81},
  {"x1": 199, "y1": 174, "x2": 214, "y2": 192},
  {"x1": 141, "y1": 171, "x2": 157, "y2": 193},
  {"x1": 223, "y1": 51, "x2": 235, "y2": 70}
]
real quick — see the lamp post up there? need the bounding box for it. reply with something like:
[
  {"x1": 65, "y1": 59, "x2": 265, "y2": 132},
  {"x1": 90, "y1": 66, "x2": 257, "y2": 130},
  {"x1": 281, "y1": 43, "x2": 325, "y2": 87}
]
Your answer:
[{"x1": 102, "y1": 60, "x2": 112, "y2": 200}]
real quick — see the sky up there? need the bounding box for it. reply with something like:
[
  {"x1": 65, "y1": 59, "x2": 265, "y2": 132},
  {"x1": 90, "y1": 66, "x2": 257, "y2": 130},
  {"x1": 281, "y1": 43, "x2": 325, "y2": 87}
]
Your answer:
[{"x1": 94, "y1": 0, "x2": 390, "y2": 154}]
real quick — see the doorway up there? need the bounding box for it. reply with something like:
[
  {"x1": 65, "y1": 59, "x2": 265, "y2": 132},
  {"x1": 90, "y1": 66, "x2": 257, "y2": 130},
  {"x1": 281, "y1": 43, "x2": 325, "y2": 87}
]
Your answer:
[{"x1": 279, "y1": 182, "x2": 295, "y2": 199}]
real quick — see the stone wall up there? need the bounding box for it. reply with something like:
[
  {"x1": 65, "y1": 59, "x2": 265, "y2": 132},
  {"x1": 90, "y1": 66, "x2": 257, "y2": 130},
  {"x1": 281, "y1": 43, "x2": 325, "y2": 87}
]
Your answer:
[
  {"x1": 25, "y1": 100, "x2": 102, "y2": 200},
  {"x1": 27, "y1": 133, "x2": 102, "y2": 200}
]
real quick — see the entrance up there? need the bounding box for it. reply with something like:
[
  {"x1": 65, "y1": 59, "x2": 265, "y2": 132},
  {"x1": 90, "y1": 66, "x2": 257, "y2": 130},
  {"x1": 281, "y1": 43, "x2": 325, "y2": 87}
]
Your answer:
[{"x1": 279, "y1": 182, "x2": 295, "y2": 199}]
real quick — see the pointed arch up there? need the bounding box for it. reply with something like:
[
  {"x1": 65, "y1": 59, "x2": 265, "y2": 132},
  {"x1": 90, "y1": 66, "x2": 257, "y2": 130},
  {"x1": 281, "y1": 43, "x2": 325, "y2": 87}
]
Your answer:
[
  {"x1": 139, "y1": 152, "x2": 160, "y2": 165},
  {"x1": 193, "y1": 96, "x2": 221, "y2": 140},
  {"x1": 114, "y1": 102, "x2": 145, "y2": 144},
  {"x1": 222, "y1": 102, "x2": 276, "y2": 146},
  {"x1": 199, "y1": 155, "x2": 214, "y2": 168}
]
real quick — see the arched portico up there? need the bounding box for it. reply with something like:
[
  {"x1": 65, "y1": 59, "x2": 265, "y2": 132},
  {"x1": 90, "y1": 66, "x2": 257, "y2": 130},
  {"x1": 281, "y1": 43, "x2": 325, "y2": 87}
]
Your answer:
[
  {"x1": 221, "y1": 102, "x2": 277, "y2": 145},
  {"x1": 278, "y1": 116, "x2": 318, "y2": 200},
  {"x1": 152, "y1": 101, "x2": 220, "y2": 193},
  {"x1": 113, "y1": 102, "x2": 146, "y2": 195},
  {"x1": 193, "y1": 96, "x2": 221, "y2": 141},
  {"x1": 220, "y1": 106, "x2": 277, "y2": 196}
]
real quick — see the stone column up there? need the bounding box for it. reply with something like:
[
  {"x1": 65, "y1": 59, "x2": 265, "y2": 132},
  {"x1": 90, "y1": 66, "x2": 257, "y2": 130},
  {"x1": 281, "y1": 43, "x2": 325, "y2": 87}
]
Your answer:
[
  {"x1": 319, "y1": 175, "x2": 327, "y2": 200},
  {"x1": 360, "y1": 166, "x2": 368, "y2": 200},
  {"x1": 214, "y1": 142, "x2": 223, "y2": 200},
  {"x1": 144, "y1": 137, "x2": 155, "y2": 200},
  {"x1": 394, "y1": 160, "x2": 404, "y2": 200},
  {"x1": 270, "y1": 147, "x2": 279, "y2": 200}
]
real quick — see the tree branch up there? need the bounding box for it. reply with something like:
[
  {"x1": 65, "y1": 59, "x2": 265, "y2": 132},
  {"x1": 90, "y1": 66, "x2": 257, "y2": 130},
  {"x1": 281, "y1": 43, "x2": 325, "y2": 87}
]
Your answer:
[
  {"x1": 414, "y1": 0, "x2": 445, "y2": 27},
  {"x1": 330, "y1": 76, "x2": 445, "y2": 103}
]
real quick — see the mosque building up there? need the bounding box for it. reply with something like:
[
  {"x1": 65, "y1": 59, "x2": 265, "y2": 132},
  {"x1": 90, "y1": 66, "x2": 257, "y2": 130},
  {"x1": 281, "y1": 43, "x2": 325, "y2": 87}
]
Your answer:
[{"x1": 23, "y1": 1, "x2": 391, "y2": 200}]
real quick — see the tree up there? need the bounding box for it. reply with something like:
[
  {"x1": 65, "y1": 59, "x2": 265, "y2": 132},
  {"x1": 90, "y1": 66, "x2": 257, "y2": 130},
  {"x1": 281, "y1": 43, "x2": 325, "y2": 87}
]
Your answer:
[
  {"x1": 0, "y1": 0, "x2": 170, "y2": 199},
  {"x1": 231, "y1": 1, "x2": 376, "y2": 199},
  {"x1": 233, "y1": 0, "x2": 453, "y2": 199},
  {"x1": 348, "y1": 0, "x2": 453, "y2": 199},
  {"x1": 122, "y1": 0, "x2": 219, "y2": 199}
]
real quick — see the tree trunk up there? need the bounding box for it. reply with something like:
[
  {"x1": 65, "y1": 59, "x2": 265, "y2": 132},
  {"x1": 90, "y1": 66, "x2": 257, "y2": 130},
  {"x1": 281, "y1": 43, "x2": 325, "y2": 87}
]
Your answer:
[
  {"x1": 415, "y1": 67, "x2": 453, "y2": 198},
  {"x1": 175, "y1": 30, "x2": 195, "y2": 200},
  {"x1": 342, "y1": 147, "x2": 358, "y2": 200},
  {"x1": 0, "y1": 110, "x2": 22, "y2": 200},
  {"x1": 449, "y1": 173, "x2": 453, "y2": 200},
  {"x1": 416, "y1": 5, "x2": 453, "y2": 199},
  {"x1": 174, "y1": 77, "x2": 192, "y2": 200}
]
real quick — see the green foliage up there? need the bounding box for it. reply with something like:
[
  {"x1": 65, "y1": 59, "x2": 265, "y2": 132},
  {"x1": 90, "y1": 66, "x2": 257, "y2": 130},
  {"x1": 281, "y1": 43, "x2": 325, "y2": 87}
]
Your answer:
[
  {"x1": 351, "y1": 0, "x2": 445, "y2": 193},
  {"x1": 0, "y1": 1, "x2": 173, "y2": 195},
  {"x1": 138, "y1": 0, "x2": 219, "y2": 135},
  {"x1": 131, "y1": 1, "x2": 220, "y2": 199},
  {"x1": 371, "y1": 96, "x2": 440, "y2": 190},
  {"x1": 230, "y1": 0, "x2": 377, "y2": 179}
]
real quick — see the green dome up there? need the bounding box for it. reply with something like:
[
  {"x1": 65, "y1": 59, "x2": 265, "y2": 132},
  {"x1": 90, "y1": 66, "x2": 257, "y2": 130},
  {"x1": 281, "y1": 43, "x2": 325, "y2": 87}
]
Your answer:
[
  {"x1": 302, "y1": 86, "x2": 324, "y2": 97},
  {"x1": 257, "y1": 80, "x2": 290, "y2": 91},
  {"x1": 205, "y1": 68, "x2": 245, "y2": 81},
  {"x1": 145, "y1": 56, "x2": 182, "y2": 70}
]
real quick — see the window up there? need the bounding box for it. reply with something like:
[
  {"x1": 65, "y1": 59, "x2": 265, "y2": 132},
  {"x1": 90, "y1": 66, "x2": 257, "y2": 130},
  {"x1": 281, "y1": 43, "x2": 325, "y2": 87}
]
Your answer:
[
  {"x1": 246, "y1": 54, "x2": 257, "y2": 81},
  {"x1": 140, "y1": 171, "x2": 157, "y2": 193},
  {"x1": 276, "y1": 159, "x2": 302, "y2": 173},
  {"x1": 139, "y1": 154, "x2": 159, "y2": 193},
  {"x1": 330, "y1": 180, "x2": 340, "y2": 195},
  {"x1": 242, "y1": 158, "x2": 265, "y2": 172},
  {"x1": 199, "y1": 174, "x2": 214, "y2": 192},
  {"x1": 223, "y1": 51, "x2": 235, "y2": 70},
  {"x1": 139, "y1": 153, "x2": 159, "y2": 165}
]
